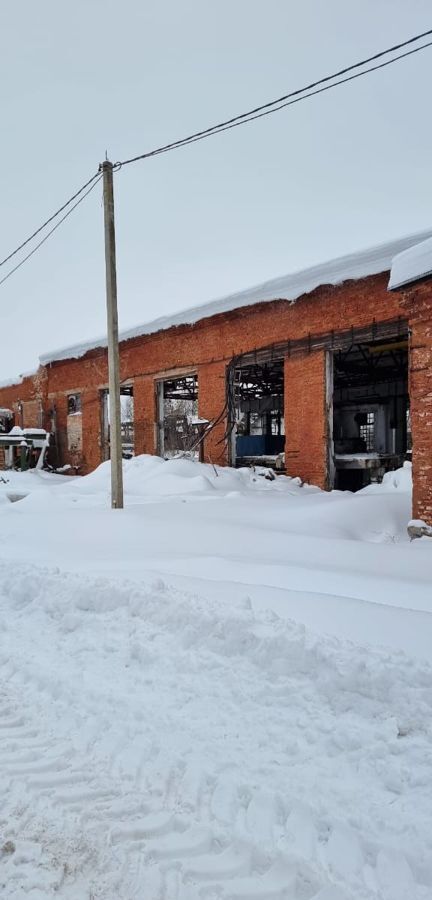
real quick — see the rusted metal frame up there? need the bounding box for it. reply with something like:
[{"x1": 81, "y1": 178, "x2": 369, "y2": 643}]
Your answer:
[{"x1": 235, "y1": 318, "x2": 408, "y2": 368}]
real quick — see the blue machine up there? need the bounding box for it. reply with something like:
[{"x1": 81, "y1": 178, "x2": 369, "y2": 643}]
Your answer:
[{"x1": 236, "y1": 435, "x2": 285, "y2": 457}]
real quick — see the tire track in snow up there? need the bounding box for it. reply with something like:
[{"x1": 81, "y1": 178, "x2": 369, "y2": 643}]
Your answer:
[
  {"x1": 0, "y1": 682, "x2": 344, "y2": 899},
  {"x1": 4, "y1": 562, "x2": 428, "y2": 899}
]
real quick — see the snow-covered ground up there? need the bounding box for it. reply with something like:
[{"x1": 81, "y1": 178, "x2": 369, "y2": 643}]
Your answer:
[{"x1": 0, "y1": 457, "x2": 431, "y2": 899}]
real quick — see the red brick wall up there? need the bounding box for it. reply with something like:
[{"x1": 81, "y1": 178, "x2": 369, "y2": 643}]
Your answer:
[
  {"x1": 197, "y1": 361, "x2": 227, "y2": 466},
  {"x1": 0, "y1": 369, "x2": 47, "y2": 429},
  {"x1": 134, "y1": 376, "x2": 156, "y2": 456},
  {"x1": 399, "y1": 284, "x2": 432, "y2": 524},
  {"x1": 284, "y1": 351, "x2": 328, "y2": 487},
  {"x1": 81, "y1": 390, "x2": 101, "y2": 472}
]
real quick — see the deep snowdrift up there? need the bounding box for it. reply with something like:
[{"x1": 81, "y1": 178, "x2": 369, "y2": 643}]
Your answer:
[{"x1": 0, "y1": 457, "x2": 431, "y2": 899}]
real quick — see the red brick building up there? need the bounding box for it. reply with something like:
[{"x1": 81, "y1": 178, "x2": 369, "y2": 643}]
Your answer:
[{"x1": 1, "y1": 231, "x2": 432, "y2": 524}]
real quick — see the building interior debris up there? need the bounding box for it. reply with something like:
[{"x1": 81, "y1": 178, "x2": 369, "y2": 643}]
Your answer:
[
  {"x1": 233, "y1": 360, "x2": 285, "y2": 467},
  {"x1": 333, "y1": 335, "x2": 409, "y2": 490},
  {"x1": 157, "y1": 374, "x2": 199, "y2": 458}
]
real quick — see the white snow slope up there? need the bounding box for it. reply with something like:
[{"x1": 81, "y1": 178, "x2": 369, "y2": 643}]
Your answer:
[
  {"x1": 0, "y1": 457, "x2": 432, "y2": 900},
  {"x1": 39, "y1": 229, "x2": 431, "y2": 365},
  {"x1": 389, "y1": 235, "x2": 432, "y2": 290}
]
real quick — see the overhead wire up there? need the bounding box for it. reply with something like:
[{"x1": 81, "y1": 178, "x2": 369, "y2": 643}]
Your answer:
[
  {"x1": 117, "y1": 41, "x2": 432, "y2": 167},
  {"x1": 117, "y1": 29, "x2": 432, "y2": 167},
  {"x1": 0, "y1": 175, "x2": 103, "y2": 288},
  {"x1": 1, "y1": 28, "x2": 432, "y2": 289}
]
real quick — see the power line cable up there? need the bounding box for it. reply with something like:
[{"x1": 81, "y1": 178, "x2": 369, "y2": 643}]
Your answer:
[
  {"x1": 145, "y1": 41, "x2": 432, "y2": 157},
  {"x1": 117, "y1": 29, "x2": 432, "y2": 166},
  {"x1": 0, "y1": 170, "x2": 101, "y2": 269},
  {"x1": 0, "y1": 176, "x2": 103, "y2": 288},
  {"x1": 2, "y1": 29, "x2": 431, "y2": 284}
]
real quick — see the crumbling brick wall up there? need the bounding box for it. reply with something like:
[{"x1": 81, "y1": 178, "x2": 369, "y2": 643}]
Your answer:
[
  {"x1": 0, "y1": 373, "x2": 41, "y2": 429},
  {"x1": 1, "y1": 271, "x2": 431, "y2": 523}
]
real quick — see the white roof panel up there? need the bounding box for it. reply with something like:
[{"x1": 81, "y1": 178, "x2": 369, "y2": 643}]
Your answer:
[{"x1": 389, "y1": 235, "x2": 432, "y2": 290}]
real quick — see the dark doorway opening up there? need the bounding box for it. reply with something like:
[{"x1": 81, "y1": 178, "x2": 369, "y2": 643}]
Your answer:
[
  {"x1": 232, "y1": 359, "x2": 285, "y2": 469},
  {"x1": 156, "y1": 374, "x2": 200, "y2": 458},
  {"x1": 333, "y1": 335, "x2": 409, "y2": 491}
]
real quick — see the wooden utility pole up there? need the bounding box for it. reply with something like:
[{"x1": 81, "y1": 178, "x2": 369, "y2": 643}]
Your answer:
[{"x1": 101, "y1": 159, "x2": 124, "y2": 509}]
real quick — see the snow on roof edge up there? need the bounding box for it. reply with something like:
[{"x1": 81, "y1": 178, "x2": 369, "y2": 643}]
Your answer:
[
  {"x1": 38, "y1": 228, "x2": 432, "y2": 366},
  {"x1": 0, "y1": 370, "x2": 37, "y2": 390},
  {"x1": 389, "y1": 235, "x2": 432, "y2": 290}
]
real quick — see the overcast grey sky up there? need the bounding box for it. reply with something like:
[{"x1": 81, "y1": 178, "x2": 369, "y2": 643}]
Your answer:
[{"x1": 1, "y1": 1, "x2": 431, "y2": 381}]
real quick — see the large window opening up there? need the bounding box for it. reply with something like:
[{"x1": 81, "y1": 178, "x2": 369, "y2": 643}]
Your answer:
[
  {"x1": 0, "y1": 409, "x2": 13, "y2": 435},
  {"x1": 101, "y1": 385, "x2": 134, "y2": 461},
  {"x1": 332, "y1": 335, "x2": 409, "y2": 491},
  {"x1": 232, "y1": 360, "x2": 285, "y2": 469},
  {"x1": 67, "y1": 393, "x2": 82, "y2": 415},
  {"x1": 157, "y1": 374, "x2": 199, "y2": 459}
]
